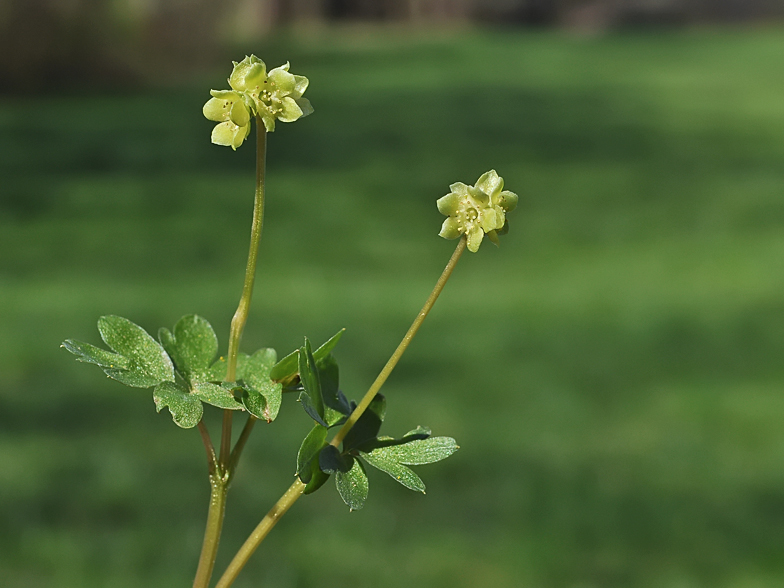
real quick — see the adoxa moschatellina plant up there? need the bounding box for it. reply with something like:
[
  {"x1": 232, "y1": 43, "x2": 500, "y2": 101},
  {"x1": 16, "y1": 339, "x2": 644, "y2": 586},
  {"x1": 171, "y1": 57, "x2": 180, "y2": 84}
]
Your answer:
[{"x1": 62, "y1": 55, "x2": 519, "y2": 588}]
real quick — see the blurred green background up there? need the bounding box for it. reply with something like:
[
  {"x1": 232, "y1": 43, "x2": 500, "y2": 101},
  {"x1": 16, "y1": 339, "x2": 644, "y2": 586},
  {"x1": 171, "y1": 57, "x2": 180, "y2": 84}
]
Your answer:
[{"x1": 3, "y1": 16, "x2": 784, "y2": 588}]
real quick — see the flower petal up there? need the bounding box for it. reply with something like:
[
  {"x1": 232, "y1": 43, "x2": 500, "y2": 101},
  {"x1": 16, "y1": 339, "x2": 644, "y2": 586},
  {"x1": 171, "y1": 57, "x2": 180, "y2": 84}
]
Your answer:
[
  {"x1": 268, "y1": 64, "x2": 297, "y2": 95},
  {"x1": 468, "y1": 185, "x2": 489, "y2": 206},
  {"x1": 211, "y1": 121, "x2": 239, "y2": 147},
  {"x1": 449, "y1": 182, "x2": 470, "y2": 196},
  {"x1": 277, "y1": 96, "x2": 304, "y2": 123},
  {"x1": 260, "y1": 111, "x2": 276, "y2": 132},
  {"x1": 210, "y1": 89, "x2": 240, "y2": 100},
  {"x1": 232, "y1": 123, "x2": 251, "y2": 150},
  {"x1": 475, "y1": 170, "x2": 503, "y2": 197},
  {"x1": 436, "y1": 193, "x2": 461, "y2": 216},
  {"x1": 203, "y1": 95, "x2": 233, "y2": 122},
  {"x1": 295, "y1": 97, "x2": 314, "y2": 118},
  {"x1": 439, "y1": 217, "x2": 462, "y2": 240},
  {"x1": 291, "y1": 75, "x2": 309, "y2": 99},
  {"x1": 466, "y1": 226, "x2": 484, "y2": 252},
  {"x1": 230, "y1": 55, "x2": 266, "y2": 91},
  {"x1": 481, "y1": 208, "x2": 498, "y2": 233},
  {"x1": 496, "y1": 190, "x2": 518, "y2": 213},
  {"x1": 493, "y1": 207, "x2": 506, "y2": 230},
  {"x1": 244, "y1": 63, "x2": 268, "y2": 91},
  {"x1": 229, "y1": 99, "x2": 250, "y2": 127}
]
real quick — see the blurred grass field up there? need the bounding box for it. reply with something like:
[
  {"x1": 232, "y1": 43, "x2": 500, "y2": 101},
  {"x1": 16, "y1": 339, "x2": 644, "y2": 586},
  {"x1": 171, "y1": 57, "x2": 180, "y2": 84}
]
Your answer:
[{"x1": 2, "y1": 27, "x2": 784, "y2": 588}]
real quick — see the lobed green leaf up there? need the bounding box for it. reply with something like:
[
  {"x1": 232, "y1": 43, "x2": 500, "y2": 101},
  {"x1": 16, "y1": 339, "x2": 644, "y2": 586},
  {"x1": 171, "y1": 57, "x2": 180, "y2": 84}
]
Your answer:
[
  {"x1": 240, "y1": 348, "x2": 282, "y2": 421},
  {"x1": 190, "y1": 382, "x2": 242, "y2": 410},
  {"x1": 159, "y1": 315, "x2": 219, "y2": 382},
  {"x1": 367, "y1": 436, "x2": 459, "y2": 465},
  {"x1": 62, "y1": 339, "x2": 128, "y2": 370},
  {"x1": 335, "y1": 458, "x2": 369, "y2": 511},
  {"x1": 97, "y1": 315, "x2": 175, "y2": 387},
  {"x1": 153, "y1": 381, "x2": 203, "y2": 428},
  {"x1": 360, "y1": 450, "x2": 426, "y2": 493},
  {"x1": 205, "y1": 353, "x2": 249, "y2": 383}
]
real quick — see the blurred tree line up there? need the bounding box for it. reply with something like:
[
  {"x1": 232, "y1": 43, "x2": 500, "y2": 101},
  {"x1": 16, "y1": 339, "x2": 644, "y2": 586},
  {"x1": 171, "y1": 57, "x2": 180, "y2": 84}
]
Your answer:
[{"x1": 1, "y1": 0, "x2": 782, "y2": 92}]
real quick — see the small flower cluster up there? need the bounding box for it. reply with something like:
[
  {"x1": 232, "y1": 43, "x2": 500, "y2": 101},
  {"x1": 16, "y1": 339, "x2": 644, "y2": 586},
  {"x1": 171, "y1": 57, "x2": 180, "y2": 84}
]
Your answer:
[
  {"x1": 437, "y1": 170, "x2": 518, "y2": 252},
  {"x1": 203, "y1": 55, "x2": 313, "y2": 149}
]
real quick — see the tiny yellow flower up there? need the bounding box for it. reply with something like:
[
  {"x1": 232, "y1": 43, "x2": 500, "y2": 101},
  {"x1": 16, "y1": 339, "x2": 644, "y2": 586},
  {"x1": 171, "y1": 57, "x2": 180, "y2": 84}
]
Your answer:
[
  {"x1": 203, "y1": 55, "x2": 313, "y2": 148},
  {"x1": 437, "y1": 170, "x2": 518, "y2": 252}
]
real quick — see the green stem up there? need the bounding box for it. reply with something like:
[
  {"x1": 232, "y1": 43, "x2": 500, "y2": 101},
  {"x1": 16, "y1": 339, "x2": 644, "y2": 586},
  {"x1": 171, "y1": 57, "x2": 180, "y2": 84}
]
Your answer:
[
  {"x1": 228, "y1": 415, "x2": 258, "y2": 477},
  {"x1": 331, "y1": 236, "x2": 466, "y2": 447},
  {"x1": 214, "y1": 480, "x2": 306, "y2": 588},
  {"x1": 198, "y1": 419, "x2": 217, "y2": 476},
  {"x1": 214, "y1": 237, "x2": 467, "y2": 587},
  {"x1": 221, "y1": 119, "x2": 268, "y2": 467},
  {"x1": 192, "y1": 473, "x2": 230, "y2": 588},
  {"x1": 192, "y1": 119, "x2": 267, "y2": 588}
]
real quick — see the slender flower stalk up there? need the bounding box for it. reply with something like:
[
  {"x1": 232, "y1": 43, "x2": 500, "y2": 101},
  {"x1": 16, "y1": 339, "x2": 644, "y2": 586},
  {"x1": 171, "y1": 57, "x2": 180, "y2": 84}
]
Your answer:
[
  {"x1": 331, "y1": 236, "x2": 467, "y2": 447},
  {"x1": 192, "y1": 118, "x2": 267, "y2": 588},
  {"x1": 214, "y1": 236, "x2": 467, "y2": 588},
  {"x1": 222, "y1": 119, "x2": 268, "y2": 465}
]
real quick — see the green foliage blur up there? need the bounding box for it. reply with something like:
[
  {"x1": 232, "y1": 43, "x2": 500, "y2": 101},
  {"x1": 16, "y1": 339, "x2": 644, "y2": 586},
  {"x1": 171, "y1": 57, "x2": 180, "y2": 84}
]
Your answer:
[{"x1": 2, "y1": 28, "x2": 784, "y2": 587}]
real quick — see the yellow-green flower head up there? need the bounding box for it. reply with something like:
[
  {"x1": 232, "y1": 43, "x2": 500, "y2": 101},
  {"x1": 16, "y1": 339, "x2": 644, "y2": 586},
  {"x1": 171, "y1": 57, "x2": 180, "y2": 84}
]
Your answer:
[
  {"x1": 202, "y1": 55, "x2": 313, "y2": 149},
  {"x1": 437, "y1": 170, "x2": 518, "y2": 252}
]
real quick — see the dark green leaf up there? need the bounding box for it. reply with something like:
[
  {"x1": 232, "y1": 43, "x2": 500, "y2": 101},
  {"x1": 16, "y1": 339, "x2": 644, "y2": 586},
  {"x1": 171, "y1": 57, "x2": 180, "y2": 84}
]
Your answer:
[
  {"x1": 269, "y1": 349, "x2": 298, "y2": 382},
  {"x1": 153, "y1": 381, "x2": 203, "y2": 428},
  {"x1": 313, "y1": 328, "x2": 346, "y2": 361},
  {"x1": 317, "y1": 354, "x2": 351, "y2": 427},
  {"x1": 342, "y1": 394, "x2": 386, "y2": 451},
  {"x1": 269, "y1": 328, "x2": 345, "y2": 382},
  {"x1": 190, "y1": 382, "x2": 242, "y2": 410},
  {"x1": 97, "y1": 315, "x2": 175, "y2": 387},
  {"x1": 360, "y1": 450, "x2": 426, "y2": 493},
  {"x1": 298, "y1": 338, "x2": 325, "y2": 425},
  {"x1": 303, "y1": 467, "x2": 330, "y2": 495},
  {"x1": 369, "y1": 437, "x2": 459, "y2": 465},
  {"x1": 335, "y1": 458, "x2": 368, "y2": 511},
  {"x1": 299, "y1": 392, "x2": 329, "y2": 428},
  {"x1": 296, "y1": 424, "x2": 327, "y2": 483},
  {"x1": 319, "y1": 445, "x2": 352, "y2": 474}
]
